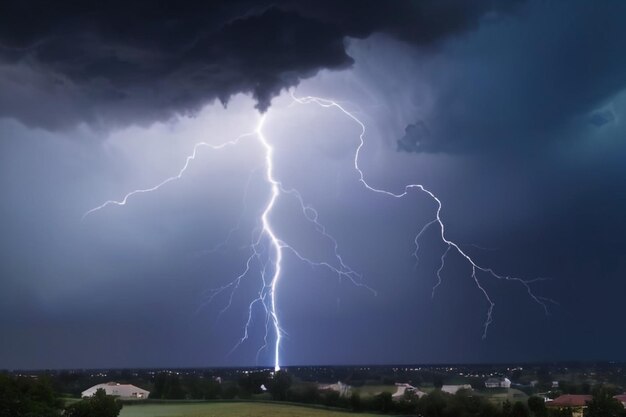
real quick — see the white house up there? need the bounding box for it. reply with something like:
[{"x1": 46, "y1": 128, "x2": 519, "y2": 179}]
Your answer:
[
  {"x1": 318, "y1": 381, "x2": 351, "y2": 397},
  {"x1": 392, "y1": 383, "x2": 427, "y2": 399},
  {"x1": 81, "y1": 382, "x2": 150, "y2": 399},
  {"x1": 484, "y1": 377, "x2": 511, "y2": 389},
  {"x1": 441, "y1": 384, "x2": 472, "y2": 394}
]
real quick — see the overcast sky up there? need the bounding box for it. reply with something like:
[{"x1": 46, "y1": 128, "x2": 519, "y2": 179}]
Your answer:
[{"x1": 1, "y1": 0, "x2": 626, "y2": 369}]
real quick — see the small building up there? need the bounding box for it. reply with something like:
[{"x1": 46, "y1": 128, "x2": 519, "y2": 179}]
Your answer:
[
  {"x1": 546, "y1": 394, "x2": 592, "y2": 417},
  {"x1": 81, "y1": 382, "x2": 150, "y2": 399},
  {"x1": 485, "y1": 377, "x2": 511, "y2": 389},
  {"x1": 392, "y1": 383, "x2": 427, "y2": 399},
  {"x1": 441, "y1": 384, "x2": 472, "y2": 394},
  {"x1": 318, "y1": 381, "x2": 351, "y2": 397}
]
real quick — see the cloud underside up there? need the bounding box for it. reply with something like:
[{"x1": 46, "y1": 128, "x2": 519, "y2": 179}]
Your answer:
[{"x1": 0, "y1": 0, "x2": 512, "y2": 130}]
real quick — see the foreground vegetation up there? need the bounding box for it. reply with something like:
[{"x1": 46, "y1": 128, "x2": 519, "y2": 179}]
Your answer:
[{"x1": 3, "y1": 366, "x2": 626, "y2": 417}]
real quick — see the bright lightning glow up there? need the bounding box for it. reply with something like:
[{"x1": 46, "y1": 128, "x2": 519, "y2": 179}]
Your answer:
[
  {"x1": 255, "y1": 115, "x2": 284, "y2": 371},
  {"x1": 83, "y1": 110, "x2": 373, "y2": 372},
  {"x1": 84, "y1": 91, "x2": 555, "y2": 372},
  {"x1": 81, "y1": 132, "x2": 256, "y2": 220}
]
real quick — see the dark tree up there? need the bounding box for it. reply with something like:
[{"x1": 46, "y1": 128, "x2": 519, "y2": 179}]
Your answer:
[
  {"x1": 585, "y1": 386, "x2": 626, "y2": 417},
  {"x1": 416, "y1": 389, "x2": 449, "y2": 417},
  {"x1": 165, "y1": 374, "x2": 185, "y2": 399},
  {"x1": 444, "y1": 389, "x2": 498, "y2": 417},
  {"x1": 151, "y1": 372, "x2": 167, "y2": 399},
  {"x1": 350, "y1": 391, "x2": 362, "y2": 411},
  {"x1": 65, "y1": 389, "x2": 122, "y2": 417},
  {"x1": 502, "y1": 400, "x2": 513, "y2": 416},
  {"x1": 323, "y1": 390, "x2": 341, "y2": 407},
  {"x1": 512, "y1": 401, "x2": 530, "y2": 417},
  {"x1": 203, "y1": 378, "x2": 222, "y2": 399},
  {"x1": 0, "y1": 374, "x2": 63, "y2": 417},
  {"x1": 376, "y1": 391, "x2": 393, "y2": 413},
  {"x1": 220, "y1": 381, "x2": 240, "y2": 399},
  {"x1": 528, "y1": 396, "x2": 548, "y2": 417},
  {"x1": 268, "y1": 371, "x2": 292, "y2": 401}
]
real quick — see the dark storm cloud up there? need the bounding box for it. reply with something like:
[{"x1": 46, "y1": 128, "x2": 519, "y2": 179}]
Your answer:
[
  {"x1": 0, "y1": 0, "x2": 514, "y2": 130},
  {"x1": 396, "y1": 0, "x2": 626, "y2": 153},
  {"x1": 588, "y1": 109, "x2": 615, "y2": 128}
]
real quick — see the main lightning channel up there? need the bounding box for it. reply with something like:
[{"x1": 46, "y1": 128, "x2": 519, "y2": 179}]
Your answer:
[
  {"x1": 84, "y1": 113, "x2": 372, "y2": 372},
  {"x1": 255, "y1": 115, "x2": 284, "y2": 371}
]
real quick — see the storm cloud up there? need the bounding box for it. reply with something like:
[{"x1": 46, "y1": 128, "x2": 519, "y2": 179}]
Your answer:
[
  {"x1": 396, "y1": 0, "x2": 626, "y2": 153},
  {"x1": 0, "y1": 0, "x2": 515, "y2": 130}
]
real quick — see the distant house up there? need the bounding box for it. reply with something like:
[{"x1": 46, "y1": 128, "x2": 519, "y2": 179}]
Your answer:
[
  {"x1": 318, "y1": 381, "x2": 351, "y2": 397},
  {"x1": 546, "y1": 394, "x2": 592, "y2": 417},
  {"x1": 392, "y1": 383, "x2": 426, "y2": 399},
  {"x1": 81, "y1": 382, "x2": 150, "y2": 399},
  {"x1": 485, "y1": 377, "x2": 511, "y2": 389},
  {"x1": 441, "y1": 384, "x2": 472, "y2": 394}
]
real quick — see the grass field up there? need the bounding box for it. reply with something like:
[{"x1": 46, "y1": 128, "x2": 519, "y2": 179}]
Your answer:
[
  {"x1": 479, "y1": 388, "x2": 528, "y2": 405},
  {"x1": 119, "y1": 402, "x2": 383, "y2": 417}
]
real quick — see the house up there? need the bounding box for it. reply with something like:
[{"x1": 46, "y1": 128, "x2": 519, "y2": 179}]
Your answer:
[
  {"x1": 546, "y1": 394, "x2": 592, "y2": 417},
  {"x1": 392, "y1": 383, "x2": 427, "y2": 399},
  {"x1": 318, "y1": 381, "x2": 351, "y2": 397},
  {"x1": 441, "y1": 384, "x2": 472, "y2": 394},
  {"x1": 81, "y1": 382, "x2": 150, "y2": 399},
  {"x1": 485, "y1": 377, "x2": 511, "y2": 389}
]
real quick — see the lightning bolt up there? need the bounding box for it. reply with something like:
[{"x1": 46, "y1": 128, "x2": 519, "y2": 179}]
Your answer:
[
  {"x1": 256, "y1": 115, "x2": 284, "y2": 371},
  {"x1": 83, "y1": 91, "x2": 555, "y2": 372},
  {"x1": 290, "y1": 92, "x2": 556, "y2": 338},
  {"x1": 83, "y1": 111, "x2": 373, "y2": 372},
  {"x1": 81, "y1": 132, "x2": 257, "y2": 221}
]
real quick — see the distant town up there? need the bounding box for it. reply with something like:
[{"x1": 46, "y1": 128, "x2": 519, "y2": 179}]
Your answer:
[{"x1": 3, "y1": 362, "x2": 626, "y2": 416}]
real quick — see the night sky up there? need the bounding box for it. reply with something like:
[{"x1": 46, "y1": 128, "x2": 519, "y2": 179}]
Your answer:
[{"x1": 1, "y1": 1, "x2": 626, "y2": 370}]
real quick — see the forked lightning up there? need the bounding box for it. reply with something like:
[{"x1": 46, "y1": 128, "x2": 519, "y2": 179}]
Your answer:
[{"x1": 83, "y1": 91, "x2": 553, "y2": 371}]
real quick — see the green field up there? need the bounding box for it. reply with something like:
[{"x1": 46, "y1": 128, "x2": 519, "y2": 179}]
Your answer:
[
  {"x1": 479, "y1": 388, "x2": 528, "y2": 405},
  {"x1": 120, "y1": 402, "x2": 382, "y2": 417}
]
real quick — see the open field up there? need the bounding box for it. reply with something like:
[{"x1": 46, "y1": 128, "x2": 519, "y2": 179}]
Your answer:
[
  {"x1": 120, "y1": 402, "x2": 383, "y2": 417},
  {"x1": 478, "y1": 388, "x2": 528, "y2": 405}
]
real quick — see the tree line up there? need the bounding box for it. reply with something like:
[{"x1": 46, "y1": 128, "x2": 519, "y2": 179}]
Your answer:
[{"x1": 0, "y1": 375, "x2": 121, "y2": 417}]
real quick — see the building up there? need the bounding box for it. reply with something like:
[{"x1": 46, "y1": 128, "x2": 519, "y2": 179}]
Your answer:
[
  {"x1": 485, "y1": 377, "x2": 511, "y2": 389},
  {"x1": 81, "y1": 382, "x2": 150, "y2": 399},
  {"x1": 392, "y1": 383, "x2": 427, "y2": 399},
  {"x1": 318, "y1": 381, "x2": 351, "y2": 397},
  {"x1": 441, "y1": 384, "x2": 472, "y2": 394},
  {"x1": 546, "y1": 394, "x2": 592, "y2": 417}
]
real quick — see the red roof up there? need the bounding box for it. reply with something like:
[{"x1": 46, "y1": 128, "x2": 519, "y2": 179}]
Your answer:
[{"x1": 548, "y1": 395, "x2": 592, "y2": 407}]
